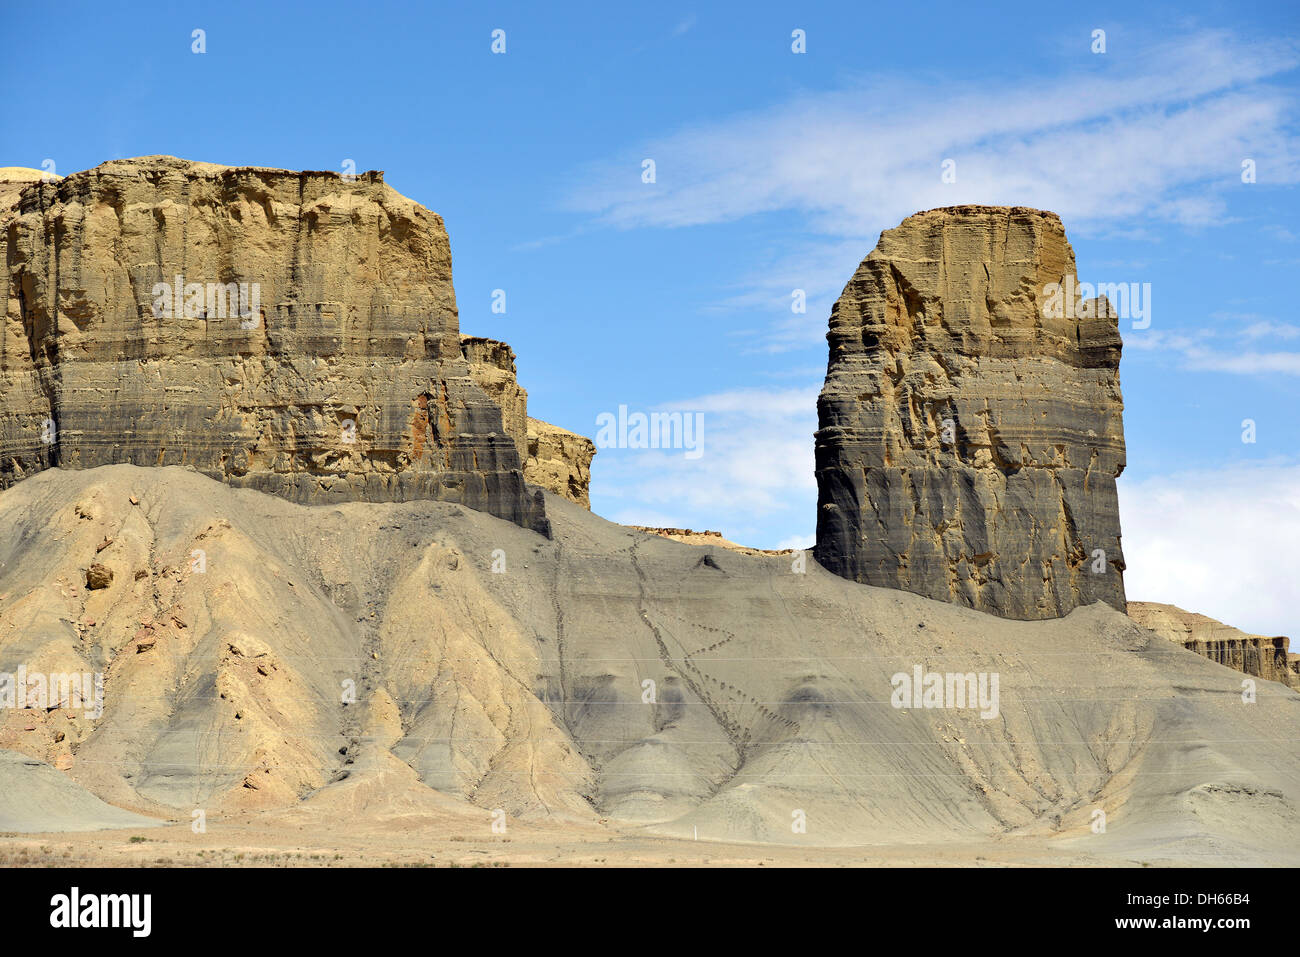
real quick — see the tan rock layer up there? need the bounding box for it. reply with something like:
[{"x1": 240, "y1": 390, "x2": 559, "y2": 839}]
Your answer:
[
  {"x1": 814, "y1": 206, "x2": 1126, "y2": 619},
  {"x1": 526, "y1": 418, "x2": 595, "y2": 509},
  {"x1": 1129, "y1": 602, "x2": 1298, "y2": 688},
  {"x1": 459, "y1": 336, "x2": 528, "y2": 461},
  {"x1": 460, "y1": 334, "x2": 596, "y2": 508},
  {"x1": 0, "y1": 156, "x2": 548, "y2": 535}
]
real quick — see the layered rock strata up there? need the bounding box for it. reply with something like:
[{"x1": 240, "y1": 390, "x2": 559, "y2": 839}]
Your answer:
[
  {"x1": 460, "y1": 334, "x2": 596, "y2": 508},
  {"x1": 1129, "y1": 602, "x2": 1298, "y2": 688},
  {"x1": 0, "y1": 156, "x2": 548, "y2": 535},
  {"x1": 526, "y1": 418, "x2": 596, "y2": 509},
  {"x1": 814, "y1": 206, "x2": 1126, "y2": 619},
  {"x1": 459, "y1": 336, "x2": 528, "y2": 460}
]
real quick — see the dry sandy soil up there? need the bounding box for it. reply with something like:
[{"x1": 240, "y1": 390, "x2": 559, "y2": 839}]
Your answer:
[{"x1": 0, "y1": 465, "x2": 1296, "y2": 866}]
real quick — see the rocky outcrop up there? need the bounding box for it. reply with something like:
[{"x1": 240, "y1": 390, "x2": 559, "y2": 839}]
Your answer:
[
  {"x1": 1129, "y1": 602, "x2": 1298, "y2": 689},
  {"x1": 629, "y1": 526, "x2": 793, "y2": 556},
  {"x1": 814, "y1": 206, "x2": 1126, "y2": 620},
  {"x1": 0, "y1": 168, "x2": 52, "y2": 483},
  {"x1": 0, "y1": 167, "x2": 51, "y2": 212},
  {"x1": 460, "y1": 334, "x2": 596, "y2": 508},
  {"x1": 459, "y1": 336, "x2": 528, "y2": 460},
  {"x1": 0, "y1": 156, "x2": 548, "y2": 535},
  {"x1": 526, "y1": 418, "x2": 595, "y2": 509}
]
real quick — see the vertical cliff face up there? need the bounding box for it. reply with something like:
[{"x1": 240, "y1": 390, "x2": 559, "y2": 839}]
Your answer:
[
  {"x1": 0, "y1": 168, "x2": 54, "y2": 488},
  {"x1": 459, "y1": 336, "x2": 529, "y2": 461},
  {"x1": 814, "y1": 206, "x2": 1126, "y2": 620},
  {"x1": 460, "y1": 334, "x2": 596, "y2": 508},
  {"x1": 0, "y1": 156, "x2": 548, "y2": 535},
  {"x1": 525, "y1": 418, "x2": 596, "y2": 509},
  {"x1": 1128, "y1": 603, "x2": 1299, "y2": 689}
]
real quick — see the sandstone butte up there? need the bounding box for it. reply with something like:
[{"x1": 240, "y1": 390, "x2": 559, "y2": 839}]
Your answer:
[
  {"x1": 1, "y1": 162, "x2": 1298, "y2": 863},
  {"x1": 1128, "y1": 601, "x2": 1300, "y2": 690},
  {"x1": 0, "y1": 159, "x2": 1282, "y2": 673},
  {"x1": 814, "y1": 205, "x2": 1127, "y2": 621},
  {"x1": 0, "y1": 156, "x2": 601, "y2": 533}
]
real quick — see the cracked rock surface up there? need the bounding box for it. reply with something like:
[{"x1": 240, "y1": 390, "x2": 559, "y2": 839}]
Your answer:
[
  {"x1": 0, "y1": 156, "x2": 547, "y2": 535},
  {"x1": 461, "y1": 334, "x2": 596, "y2": 509},
  {"x1": 814, "y1": 206, "x2": 1126, "y2": 620}
]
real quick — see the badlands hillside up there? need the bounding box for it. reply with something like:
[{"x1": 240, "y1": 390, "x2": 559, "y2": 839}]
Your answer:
[
  {"x1": 1, "y1": 465, "x2": 1297, "y2": 865},
  {"x1": 0, "y1": 158, "x2": 1296, "y2": 866}
]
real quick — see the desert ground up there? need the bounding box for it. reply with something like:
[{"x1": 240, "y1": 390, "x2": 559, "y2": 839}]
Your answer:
[{"x1": 1, "y1": 465, "x2": 1296, "y2": 866}]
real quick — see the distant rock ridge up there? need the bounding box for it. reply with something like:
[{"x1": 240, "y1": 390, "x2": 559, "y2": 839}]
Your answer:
[
  {"x1": 628, "y1": 526, "x2": 794, "y2": 556},
  {"x1": 1129, "y1": 602, "x2": 1299, "y2": 689},
  {"x1": 0, "y1": 156, "x2": 548, "y2": 535},
  {"x1": 633, "y1": 526, "x2": 726, "y2": 538},
  {"x1": 460, "y1": 334, "x2": 596, "y2": 508},
  {"x1": 814, "y1": 205, "x2": 1126, "y2": 619}
]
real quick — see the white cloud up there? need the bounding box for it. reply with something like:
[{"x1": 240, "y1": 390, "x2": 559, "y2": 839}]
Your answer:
[
  {"x1": 566, "y1": 31, "x2": 1298, "y2": 237},
  {"x1": 589, "y1": 386, "x2": 818, "y2": 544},
  {"x1": 1126, "y1": 318, "x2": 1300, "y2": 375},
  {"x1": 1119, "y1": 463, "x2": 1300, "y2": 638},
  {"x1": 1123, "y1": 329, "x2": 1213, "y2": 352},
  {"x1": 569, "y1": 28, "x2": 1300, "y2": 591},
  {"x1": 1242, "y1": 320, "x2": 1300, "y2": 340},
  {"x1": 563, "y1": 30, "x2": 1299, "y2": 348},
  {"x1": 702, "y1": 237, "x2": 869, "y2": 351},
  {"x1": 1182, "y1": 348, "x2": 1300, "y2": 374}
]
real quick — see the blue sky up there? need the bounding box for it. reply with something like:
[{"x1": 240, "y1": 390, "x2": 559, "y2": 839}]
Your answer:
[{"x1": 4, "y1": 0, "x2": 1298, "y2": 635}]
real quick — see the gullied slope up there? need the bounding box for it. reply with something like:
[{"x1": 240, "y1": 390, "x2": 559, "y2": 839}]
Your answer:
[
  {"x1": 0, "y1": 750, "x2": 159, "y2": 832},
  {"x1": 0, "y1": 466, "x2": 1295, "y2": 862},
  {"x1": 0, "y1": 156, "x2": 546, "y2": 534},
  {"x1": 815, "y1": 206, "x2": 1126, "y2": 620}
]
